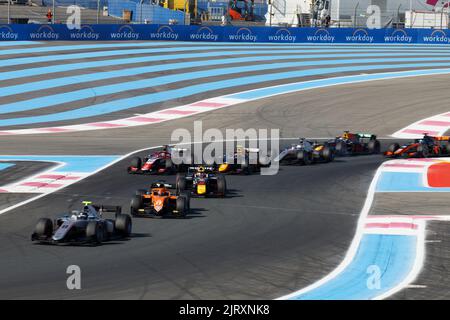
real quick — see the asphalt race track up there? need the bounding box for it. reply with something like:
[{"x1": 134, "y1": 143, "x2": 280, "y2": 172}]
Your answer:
[{"x1": 1, "y1": 41, "x2": 450, "y2": 299}]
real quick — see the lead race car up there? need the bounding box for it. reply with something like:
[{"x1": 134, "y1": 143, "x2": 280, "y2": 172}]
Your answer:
[
  {"x1": 385, "y1": 134, "x2": 450, "y2": 158},
  {"x1": 275, "y1": 138, "x2": 334, "y2": 165},
  {"x1": 127, "y1": 145, "x2": 190, "y2": 175},
  {"x1": 31, "y1": 202, "x2": 132, "y2": 245},
  {"x1": 328, "y1": 131, "x2": 380, "y2": 156}
]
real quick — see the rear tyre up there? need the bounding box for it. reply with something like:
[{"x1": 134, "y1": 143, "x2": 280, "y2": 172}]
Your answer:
[
  {"x1": 368, "y1": 139, "x2": 381, "y2": 154},
  {"x1": 177, "y1": 177, "x2": 187, "y2": 193},
  {"x1": 445, "y1": 142, "x2": 450, "y2": 155},
  {"x1": 130, "y1": 157, "x2": 142, "y2": 169},
  {"x1": 417, "y1": 144, "x2": 429, "y2": 158},
  {"x1": 388, "y1": 143, "x2": 400, "y2": 153},
  {"x1": 179, "y1": 192, "x2": 191, "y2": 211},
  {"x1": 321, "y1": 146, "x2": 334, "y2": 162},
  {"x1": 135, "y1": 189, "x2": 147, "y2": 196},
  {"x1": 34, "y1": 218, "x2": 53, "y2": 238},
  {"x1": 130, "y1": 195, "x2": 143, "y2": 216},
  {"x1": 216, "y1": 175, "x2": 227, "y2": 197},
  {"x1": 176, "y1": 196, "x2": 187, "y2": 218},
  {"x1": 86, "y1": 221, "x2": 103, "y2": 244},
  {"x1": 297, "y1": 150, "x2": 311, "y2": 165},
  {"x1": 241, "y1": 159, "x2": 253, "y2": 175},
  {"x1": 336, "y1": 141, "x2": 347, "y2": 156},
  {"x1": 115, "y1": 214, "x2": 132, "y2": 237}
]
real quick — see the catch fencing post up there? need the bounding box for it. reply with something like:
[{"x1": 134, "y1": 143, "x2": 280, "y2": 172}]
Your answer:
[
  {"x1": 97, "y1": 0, "x2": 100, "y2": 23},
  {"x1": 353, "y1": 2, "x2": 359, "y2": 28},
  {"x1": 7, "y1": 0, "x2": 10, "y2": 24}
]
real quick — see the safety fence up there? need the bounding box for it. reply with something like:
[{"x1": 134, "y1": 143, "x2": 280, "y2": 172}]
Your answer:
[
  {"x1": 2, "y1": 24, "x2": 450, "y2": 44},
  {"x1": 1, "y1": 0, "x2": 450, "y2": 28}
]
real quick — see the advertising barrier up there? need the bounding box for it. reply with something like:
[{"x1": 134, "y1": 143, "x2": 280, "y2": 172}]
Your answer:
[{"x1": 1, "y1": 24, "x2": 450, "y2": 44}]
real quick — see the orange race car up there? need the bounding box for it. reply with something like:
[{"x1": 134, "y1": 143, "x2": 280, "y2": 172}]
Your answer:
[
  {"x1": 130, "y1": 181, "x2": 190, "y2": 218},
  {"x1": 385, "y1": 134, "x2": 450, "y2": 158}
]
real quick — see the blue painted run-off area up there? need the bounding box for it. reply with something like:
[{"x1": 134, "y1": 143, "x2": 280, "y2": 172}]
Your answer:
[
  {"x1": 0, "y1": 156, "x2": 120, "y2": 173},
  {"x1": 291, "y1": 234, "x2": 417, "y2": 300},
  {"x1": 0, "y1": 163, "x2": 14, "y2": 171},
  {"x1": 376, "y1": 171, "x2": 450, "y2": 192}
]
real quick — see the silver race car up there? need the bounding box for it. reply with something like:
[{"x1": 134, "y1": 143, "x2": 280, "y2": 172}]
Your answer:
[
  {"x1": 31, "y1": 201, "x2": 132, "y2": 245},
  {"x1": 275, "y1": 138, "x2": 334, "y2": 165}
]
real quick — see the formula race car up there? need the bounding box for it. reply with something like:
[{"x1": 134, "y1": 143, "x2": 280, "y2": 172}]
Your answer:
[
  {"x1": 216, "y1": 145, "x2": 270, "y2": 174},
  {"x1": 385, "y1": 134, "x2": 450, "y2": 158},
  {"x1": 275, "y1": 138, "x2": 334, "y2": 165},
  {"x1": 31, "y1": 202, "x2": 132, "y2": 245},
  {"x1": 127, "y1": 145, "x2": 190, "y2": 175},
  {"x1": 130, "y1": 181, "x2": 190, "y2": 218},
  {"x1": 177, "y1": 166, "x2": 227, "y2": 197},
  {"x1": 328, "y1": 131, "x2": 380, "y2": 156}
]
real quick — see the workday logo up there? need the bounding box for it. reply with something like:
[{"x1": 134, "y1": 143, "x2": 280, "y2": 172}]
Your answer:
[
  {"x1": 345, "y1": 29, "x2": 374, "y2": 43},
  {"x1": 189, "y1": 26, "x2": 219, "y2": 41},
  {"x1": 228, "y1": 28, "x2": 257, "y2": 42},
  {"x1": 0, "y1": 25, "x2": 19, "y2": 40},
  {"x1": 110, "y1": 25, "x2": 140, "y2": 40},
  {"x1": 69, "y1": 25, "x2": 100, "y2": 40},
  {"x1": 423, "y1": 29, "x2": 450, "y2": 43},
  {"x1": 29, "y1": 25, "x2": 59, "y2": 40},
  {"x1": 268, "y1": 28, "x2": 296, "y2": 43},
  {"x1": 150, "y1": 25, "x2": 179, "y2": 40},
  {"x1": 306, "y1": 28, "x2": 335, "y2": 42},
  {"x1": 384, "y1": 29, "x2": 413, "y2": 43}
]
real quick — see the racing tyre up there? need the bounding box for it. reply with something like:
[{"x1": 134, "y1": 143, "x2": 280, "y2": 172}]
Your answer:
[
  {"x1": 321, "y1": 146, "x2": 334, "y2": 162},
  {"x1": 34, "y1": 218, "x2": 53, "y2": 238},
  {"x1": 368, "y1": 139, "x2": 381, "y2": 154},
  {"x1": 388, "y1": 143, "x2": 400, "y2": 153},
  {"x1": 177, "y1": 177, "x2": 187, "y2": 193},
  {"x1": 165, "y1": 158, "x2": 173, "y2": 169},
  {"x1": 135, "y1": 189, "x2": 147, "y2": 196},
  {"x1": 179, "y1": 192, "x2": 191, "y2": 211},
  {"x1": 86, "y1": 221, "x2": 103, "y2": 244},
  {"x1": 241, "y1": 159, "x2": 253, "y2": 175},
  {"x1": 130, "y1": 157, "x2": 142, "y2": 170},
  {"x1": 115, "y1": 214, "x2": 132, "y2": 237},
  {"x1": 297, "y1": 150, "x2": 311, "y2": 165},
  {"x1": 445, "y1": 142, "x2": 450, "y2": 155},
  {"x1": 176, "y1": 196, "x2": 187, "y2": 218},
  {"x1": 336, "y1": 141, "x2": 347, "y2": 156},
  {"x1": 216, "y1": 175, "x2": 227, "y2": 197},
  {"x1": 417, "y1": 144, "x2": 429, "y2": 158},
  {"x1": 130, "y1": 195, "x2": 143, "y2": 216}
]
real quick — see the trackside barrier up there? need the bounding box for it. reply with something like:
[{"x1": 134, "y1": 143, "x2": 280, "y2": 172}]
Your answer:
[{"x1": 2, "y1": 24, "x2": 450, "y2": 44}]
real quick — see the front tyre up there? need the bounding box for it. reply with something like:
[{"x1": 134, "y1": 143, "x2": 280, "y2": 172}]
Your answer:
[
  {"x1": 115, "y1": 214, "x2": 132, "y2": 237},
  {"x1": 34, "y1": 218, "x2": 53, "y2": 238},
  {"x1": 86, "y1": 221, "x2": 103, "y2": 244},
  {"x1": 368, "y1": 139, "x2": 381, "y2": 154},
  {"x1": 130, "y1": 195, "x2": 143, "y2": 216}
]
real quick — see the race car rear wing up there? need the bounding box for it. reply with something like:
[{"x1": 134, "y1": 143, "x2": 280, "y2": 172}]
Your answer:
[
  {"x1": 188, "y1": 166, "x2": 215, "y2": 172},
  {"x1": 82, "y1": 201, "x2": 122, "y2": 215},
  {"x1": 358, "y1": 133, "x2": 376, "y2": 139},
  {"x1": 150, "y1": 182, "x2": 176, "y2": 189},
  {"x1": 435, "y1": 136, "x2": 450, "y2": 141}
]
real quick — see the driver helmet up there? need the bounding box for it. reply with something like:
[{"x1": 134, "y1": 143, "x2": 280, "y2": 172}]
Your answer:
[{"x1": 80, "y1": 206, "x2": 89, "y2": 219}]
